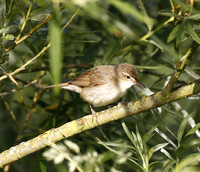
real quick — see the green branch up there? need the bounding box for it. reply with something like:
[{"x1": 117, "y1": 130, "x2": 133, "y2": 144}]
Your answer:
[
  {"x1": 0, "y1": 80, "x2": 200, "y2": 167},
  {"x1": 162, "y1": 41, "x2": 199, "y2": 96}
]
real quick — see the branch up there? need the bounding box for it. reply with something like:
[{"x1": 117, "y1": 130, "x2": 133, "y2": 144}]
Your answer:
[
  {"x1": 162, "y1": 41, "x2": 199, "y2": 96},
  {"x1": 0, "y1": 6, "x2": 67, "y2": 63},
  {"x1": 0, "y1": 80, "x2": 200, "y2": 167}
]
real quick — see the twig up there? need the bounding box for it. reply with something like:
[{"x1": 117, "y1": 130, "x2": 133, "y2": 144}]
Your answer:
[
  {"x1": 119, "y1": 17, "x2": 174, "y2": 54},
  {"x1": 16, "y1": 1, "x2": 33, "y2": 40},
  {"x1": 0, "y1": 43, "x2": 50, "y2": 83}
]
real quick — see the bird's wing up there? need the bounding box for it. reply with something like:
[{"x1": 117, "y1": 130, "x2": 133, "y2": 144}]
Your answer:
[{"x1": 69, "y1": 66, "x2": 113, "y2": 87}]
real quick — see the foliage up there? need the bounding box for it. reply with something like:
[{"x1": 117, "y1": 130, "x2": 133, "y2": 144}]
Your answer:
[{"x1": 0, "y1": 0, "x2": 200, "y2": 171}]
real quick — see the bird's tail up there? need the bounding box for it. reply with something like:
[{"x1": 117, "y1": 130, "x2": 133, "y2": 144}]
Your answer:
[{"x1": 44, "y1": 82, "x2": 69, "y2": 89}]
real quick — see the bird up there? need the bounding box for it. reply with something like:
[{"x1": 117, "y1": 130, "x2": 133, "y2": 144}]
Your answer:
[{"x1": 45, "y1": 63, "x2": 146, "y2": 118}]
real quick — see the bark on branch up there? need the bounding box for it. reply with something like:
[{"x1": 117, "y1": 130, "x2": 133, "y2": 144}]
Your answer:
[{"x1": 0, "y1": 80, "x2": 200, "y2": 167}]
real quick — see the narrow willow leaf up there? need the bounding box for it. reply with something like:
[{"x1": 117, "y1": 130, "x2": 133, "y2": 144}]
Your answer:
[
  {"x1": 136, "y1": 125, "x2": 143, "y2": 151},
  {"x1": 187, "y1": 13, "x2": 200, "y2": 20},
  {"x1": 182, "y1": 139, "x2": 200, "y2": 149},
  {"x1": 1, "y1": 34, "x2": 14, "y2": 40},
  {"x1": 174, "y1": 153, "x2": 200, "y2": 172},
  {"x1": 39, "y1": 160, "x2": 47, "y2": 172},
  {"x1": 177, "y1": 113, "x2": 192, "y2": 146},
  {"x1": 49, "y1": 15, "x2": 63, "y2": 94},
  {"x1": 176, "y1": 19, "x2": 186, "y2": 47},
  {"x1": 134, "y1": 65, "x2": 163, "y2": 70},
  {"x1": 122, "y1": 122, "x2": 137, "y2": 147},
  {"x1": 167, "y1": 24, "x2": 180, "y2": 43},
  {"x1": 155, "y1": 128, "x2": 177, "y2": 148},
  {"x1": 109, "y1": 0, "x2": 153, "y2": 24},
  {"x1": 148, "y1": 148, "x2": 154, "y2": 160},
  {"x1": 185, "y1": 123, "x2": 200, "y2": 137},
  {"x1": 143, "y1": 122, "x2": 160, "y2": 143},
  {"x1": 160, "y1": 148, "x2": 174, "y2": 160},
  {"x1": 158, "y1": 10, "x2": 183, "y2": 19},
  {"x1": 187, "y1": 23, "x2": 200, "y2": 44},
  {"x1": 98, "y1": 138, "x2": 145, "y2": 172},
  {"x1": 152, "y1": 143, "x2": 169, "y2": 152},
  {"x1": 137, "y1": 0, "x2": 153, "y2": 30}
]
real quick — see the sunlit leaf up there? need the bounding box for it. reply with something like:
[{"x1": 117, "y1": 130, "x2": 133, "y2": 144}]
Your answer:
[
  {"x1": 174, "y1": 153, "x2": 200, "y2": 172},
  {"x1": 185, "y1": 123, "x2": 200, "y2": 137}
]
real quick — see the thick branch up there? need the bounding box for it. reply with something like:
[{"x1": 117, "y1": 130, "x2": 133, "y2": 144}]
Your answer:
[{"x1": 0, "y1": 80, "x2": 200, "y2": 166}]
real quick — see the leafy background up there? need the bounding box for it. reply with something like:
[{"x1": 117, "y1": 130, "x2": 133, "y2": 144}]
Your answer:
[{"x1": 0, "y1": 0, "x2": 200, "y2": 171}]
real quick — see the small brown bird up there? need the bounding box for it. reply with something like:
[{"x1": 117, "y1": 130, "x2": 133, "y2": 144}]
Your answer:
[{"x1": 46, "y1": 63, "x2": 145, "y2": 115}]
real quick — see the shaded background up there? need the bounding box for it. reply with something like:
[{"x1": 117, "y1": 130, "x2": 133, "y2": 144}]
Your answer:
[{"x1": 0, "y1": 0, "x2": 200, "y2": 171}]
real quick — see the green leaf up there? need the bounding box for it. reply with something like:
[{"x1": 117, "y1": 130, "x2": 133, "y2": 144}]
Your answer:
[
  {"x1": 49, "y1": 13, "x2": 63, "y2": 94},
  {"x1": 39, "y1": 160, "x2": 47, "y2": 172},
  {"x1": 185, "y1": 123, "x2": 200, "y2": 137},
  {"x1": 174, "y1": 153, "x2": 200, "y2": 172},
  {"x1": 1, "y1": 34, "x2": 14, "y2": 40},
  {"x1": 177, "y1": 113, "x2": 192, "y2": 146},
  {"x1": 122, "y1": 122, "x2": 136, "y2": 147},
  {"x1": 148, "y1": 148, "x2": 154, "y2": 160},
  {"x1": 134, "y1": 65, "x2": 163, "y2": 70},
  {"x1": 137, "y1": 0, "x2": 154, "y2": 30},
  {"x1": 108, "y1": 0, "x2": 153, "y2": 24},
  {"x1": 143, "y1": 122, "x2": 160, "y2": 143},
  {"x1": 167, "y1": 24, "x2": 180, "y2": 43},
  {"x1": 182, "y1": 139, "x2": 200, "y2": 149},
  {"x1": 187, "y1": 23, "x2": 200, "y2": 44},
  {"x1": 135, "y1": 125, "x2": 143, "y2": 151},
  {"x1": 176, "y1": 19, "x2": 186, "y2": 47},
  {"x1": 158, "y1": 10, "x2": 184, "y2": 19},
  {"x1": 187, "y1": 14, "x2": 200, "y2": 20}
]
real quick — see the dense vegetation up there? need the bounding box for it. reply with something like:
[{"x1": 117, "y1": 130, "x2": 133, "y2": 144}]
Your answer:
[{"x1": 0, "y1": 0, "x2": 200, "y2": 171}]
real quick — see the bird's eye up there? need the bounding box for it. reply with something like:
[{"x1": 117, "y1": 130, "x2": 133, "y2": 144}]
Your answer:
[{"x1": 126, "y1": 76, "x2": 131, "y2": 79}]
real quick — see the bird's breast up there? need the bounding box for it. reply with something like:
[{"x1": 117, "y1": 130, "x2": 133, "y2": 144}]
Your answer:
[{"x1": 80, "y1": 83, "x2": 128, "y2": 107}]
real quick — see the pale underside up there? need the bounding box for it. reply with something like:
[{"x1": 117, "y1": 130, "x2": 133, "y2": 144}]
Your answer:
[{"x1": 62, "y1": 80, "x2": 135, "y2": 107}]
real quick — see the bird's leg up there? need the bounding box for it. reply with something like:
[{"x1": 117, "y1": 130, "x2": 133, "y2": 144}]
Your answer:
[{"x1": 88, "y1": 104, "x2": 99, "y2": 125}]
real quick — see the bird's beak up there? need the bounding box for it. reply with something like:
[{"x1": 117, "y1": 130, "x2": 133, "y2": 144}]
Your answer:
[{"x1": 136, "y1": 80, "x2": 146, "y2": 88}]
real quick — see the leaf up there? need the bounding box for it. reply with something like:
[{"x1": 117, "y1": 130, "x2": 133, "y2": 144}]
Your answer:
[
  {"x1": 174, "y1": 153, "x2": 200, "y2": 172},
  {"x1": 187, "y1": 23, "x2": 200, "y2": 44},
  {"x1": 177, "y1": 113, "x2": 192, "y2": 146},
  {"x1": 187, "y1": 13, "x2": 200, "y2": 20},
  {"x1": 158, "y1": 10, "x2": 184, "y2": 19},
  {"x1": 122, "y1": 122, "x2": 136, "y2": 147},
  {"x1": 185, "y1": 123, "x2": 200, "y2": 137},
  {"x1": 167, "y1": 24, "x2": 180, "y2": 43},
  {"x1": 137, "y1": 0, "x2": 154, "y2": 30},
  {"x1": 143, "y1": 122, "x2": 160, "y2": 143},
  {"x1": 108, "y1": 0, "x2": 153, "y2": 24},
  {"x1": 49, "y1": 12, "x2": 63, "y2": 94},
  {"x1": 148, "y1": 148, "x2": 154, "y2": 160},
  {"x1": 135, "y1": 125, "x2": 143, "y2": 151},
  {"x1": 152, "y1": 143, "x2": 169, "y2": 152},
  {"x1": 176, "y1": 19, "x2": 186, "y2": 47},
  {"x1": 1, "y1": 34, "x2": 14, "y2": 40},
  {"x1": 39, "y1": 160, "x2": 47, "y2": 172}
]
